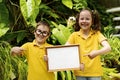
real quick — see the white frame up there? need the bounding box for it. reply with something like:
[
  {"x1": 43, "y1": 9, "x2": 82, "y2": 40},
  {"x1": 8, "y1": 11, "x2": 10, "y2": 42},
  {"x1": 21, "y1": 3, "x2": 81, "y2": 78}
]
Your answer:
[{"x1": 45, "y1": 45, "x2": 80, "y2": 72}]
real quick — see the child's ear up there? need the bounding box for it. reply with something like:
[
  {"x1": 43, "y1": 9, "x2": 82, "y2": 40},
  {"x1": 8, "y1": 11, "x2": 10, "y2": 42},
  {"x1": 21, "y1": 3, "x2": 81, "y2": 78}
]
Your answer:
[
  {"x1": 48, "y1": 32, "x2": 52, "y2": 37},
  {"x1": 47, "y1": 34, "x2": 50, "y2": 38},
  {"x1": 46, "y1": 32, "x2": 51, "y2": 38}
]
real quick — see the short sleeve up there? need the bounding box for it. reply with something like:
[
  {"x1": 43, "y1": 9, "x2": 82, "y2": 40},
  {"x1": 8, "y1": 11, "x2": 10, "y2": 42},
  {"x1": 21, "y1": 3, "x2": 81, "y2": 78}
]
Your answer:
[
  {"x1": 97, "y1": 31, "x2": 107, "y2": 43},
  {"x1": 67, "y1": 32, "x2": 76, "y2": 44},
  {"x1": 21, "y1": 42, "x2": 30, "y2": 56}
]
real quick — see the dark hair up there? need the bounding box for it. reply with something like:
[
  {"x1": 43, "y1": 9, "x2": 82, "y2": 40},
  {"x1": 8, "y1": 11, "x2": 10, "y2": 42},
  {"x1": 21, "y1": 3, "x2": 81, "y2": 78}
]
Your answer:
[
  {"x1": 35, "y1": 21, "x2": 50, "y2": 32},
  {"x1": 74, "y1": 8, "x2": 101, "y2": 31}
]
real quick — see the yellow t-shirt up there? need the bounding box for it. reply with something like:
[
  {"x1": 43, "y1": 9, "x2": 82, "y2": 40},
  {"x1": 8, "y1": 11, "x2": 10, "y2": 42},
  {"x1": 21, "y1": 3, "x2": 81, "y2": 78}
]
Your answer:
[
  {"x1": 67, "y1": 29, "x2": 107, "y2": 76},
  {"x1": 21, "y1": 40, "x2": 54, "y2": 80}
]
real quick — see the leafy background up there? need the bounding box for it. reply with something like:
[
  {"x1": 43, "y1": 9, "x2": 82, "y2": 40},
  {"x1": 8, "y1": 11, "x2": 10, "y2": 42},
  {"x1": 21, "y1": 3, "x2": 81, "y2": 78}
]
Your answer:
[{"x1": 0, "y1": 0, "x2": 120, "y2": 80}]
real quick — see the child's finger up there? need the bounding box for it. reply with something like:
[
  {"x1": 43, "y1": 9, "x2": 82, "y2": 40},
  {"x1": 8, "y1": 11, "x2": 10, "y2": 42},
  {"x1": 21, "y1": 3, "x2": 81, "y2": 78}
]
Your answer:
[
  {"x1": 20, "y1": 48, "x2": 26, "y2": 51},
  {"x1": 83, "y1": 54, "x2": 89, "y2": 57},
  {"x1": 44, "y1": 55, "x2": 48, "y2": 61},
  {"x1": 80, "y1": 63, "x2": 84, "y2": 71}
]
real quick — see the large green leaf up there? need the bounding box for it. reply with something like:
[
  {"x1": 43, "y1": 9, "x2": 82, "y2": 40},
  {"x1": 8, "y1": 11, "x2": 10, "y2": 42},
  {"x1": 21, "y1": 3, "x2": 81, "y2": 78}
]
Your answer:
[
  {"x1": 0, "y1": 2, "x2": 9, "y2": 23},
  {"x1": 0, "y1": 2, "x2": 9, "y2": 37},
  {"x1": 34, "y1": 0, "x2": 41, "y2": 6},
  {"x1": 52, "y1": 24, "x2": 71, "y2": 45},
  {"x1": 26, "y1": 0, "x2": 36, "y2": 26},
  {"x1": 27, "y1": 0, "x2": 34, "y2": 17},
  {"x1": 62, "y1": 0, "x2": 73, "y2": 9},
  {"x1": 20, "y1": 0, "x2": 28, "y2": 21},
  {"x1": 20, "y1": 0, "x2": 41, "y2": 26},
  {"x1": 0, "y1": 0, "x2": 2, "y2": 2}
]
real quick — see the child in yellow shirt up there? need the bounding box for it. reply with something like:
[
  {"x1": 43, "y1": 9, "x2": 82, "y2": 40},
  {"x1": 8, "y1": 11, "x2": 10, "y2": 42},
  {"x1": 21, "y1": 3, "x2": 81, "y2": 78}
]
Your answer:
[
  {"x1": 11, "y1": 21, "x2": 54, "y2": 80},
  {"x1": 66, "y1": 8, "x2": 111, "y2": 80}
]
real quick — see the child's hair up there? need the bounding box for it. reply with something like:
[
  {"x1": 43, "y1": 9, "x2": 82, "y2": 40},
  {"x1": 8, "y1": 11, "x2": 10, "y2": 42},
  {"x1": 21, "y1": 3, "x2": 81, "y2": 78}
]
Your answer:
[
  {"x1": 74, "y1": 8, "x2": 101, "y2": 31},
  {"x1": 35, "y1": 21, "x2": 50, "y2": 32}
]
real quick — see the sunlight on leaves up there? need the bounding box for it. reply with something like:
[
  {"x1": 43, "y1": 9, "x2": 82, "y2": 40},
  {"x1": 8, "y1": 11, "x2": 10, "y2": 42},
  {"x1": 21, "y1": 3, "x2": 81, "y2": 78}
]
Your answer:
[
  {"x1": 0, "y1": 0, "x2": 2, "y2": 3},
  {"x1": 62, "y1": 0, "x2": 73, "y2": 9},
  {"x1": 20, "y1": 0, "x2": 41, "y2": 27}
]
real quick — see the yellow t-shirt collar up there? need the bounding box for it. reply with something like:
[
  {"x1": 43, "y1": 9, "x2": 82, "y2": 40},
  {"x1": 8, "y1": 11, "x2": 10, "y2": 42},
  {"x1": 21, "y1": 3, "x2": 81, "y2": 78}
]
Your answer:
[
  {"x1": 78, "y1": 29, "x2": 96, "y2": 39},
  {"x1": 33, "y1": 40, "x2": 47, "y2": 48}
]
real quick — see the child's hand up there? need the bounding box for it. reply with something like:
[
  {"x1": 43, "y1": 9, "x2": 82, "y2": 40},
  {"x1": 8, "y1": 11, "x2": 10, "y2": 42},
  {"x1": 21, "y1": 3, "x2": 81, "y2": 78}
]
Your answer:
[
  {"x1": 84, "y1": 50, "x2": 98, "y2": 59},
  {"x1": 11, "y1": 47, "x2": 25, "y2": 56},
  {"x1": 44, "y1": 55, "x2": 48, "y2": 61},
  {"x1": 80, "y1": 63, "x2": 84, "y2": 71}
]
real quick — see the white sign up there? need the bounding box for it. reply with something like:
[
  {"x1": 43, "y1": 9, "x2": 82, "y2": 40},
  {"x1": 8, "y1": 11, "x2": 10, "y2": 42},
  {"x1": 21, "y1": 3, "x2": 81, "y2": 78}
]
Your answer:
[{"x1": 46, "y1": 45, "x2": 80, "y2": 72}]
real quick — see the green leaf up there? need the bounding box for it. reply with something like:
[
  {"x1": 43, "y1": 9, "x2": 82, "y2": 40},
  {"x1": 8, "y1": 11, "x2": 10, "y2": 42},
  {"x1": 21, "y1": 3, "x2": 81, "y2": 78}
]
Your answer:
[
  {"x1": 62, "y1": 0, "x2": 73, "y2": 9},
  {"x1": 109, "y1": 72, "x2": 120, "y2": 79},
  {"x1": 0, "y1": 2, "x2": 9, "y2": 23},
  {"x1": 20, "y1": 0, "x2": 41, "y2": 26},
  {"x1": 0, "y1": 0, "x2": 2, "y2": 3},
  {"x1": 34, "y1": 0, "x2": 41, "y2": 6},
  {"x1": 52, "y1": 24, "x2": 71, "y2": 45},
  {"x1": 10, "y1": 71, "x2": 16, "y2": 80},
  {"x1": 26, "y1": 0, "x2": 36, "y2": 26},
  {"x1": 59, "y1": 71, "x2": 66, "y2": 80},
  {"x1": 0, "y1": 23, "x2": 9, "y2": 37},
  {"x1": 0, "y1": 3, "x2": 9, "y2": 37},
  {"x1": 30, "y1": 0, "x2": 41, "y2": 27},
  {"x1": 27, "y1": 0, "x2": 35, "y2": 17},
  {"x1": 0, "y1": 32, "x2": 17, "y2": 41},
  {"x1": 17, "y1": 30, "x2": 26, "y2": 43},
  {"x1": 66, "y1": 70, "x2": 72, "y2": 80},
  {"x1": 39, "y1": 4, "x2": 59, "y2": 19},
  {"x1": 20, "y1": 0, "x2": 28, "y2": 21},
  {"x1": 51, "y1": 21, "x2": 59, "y2": 28}
]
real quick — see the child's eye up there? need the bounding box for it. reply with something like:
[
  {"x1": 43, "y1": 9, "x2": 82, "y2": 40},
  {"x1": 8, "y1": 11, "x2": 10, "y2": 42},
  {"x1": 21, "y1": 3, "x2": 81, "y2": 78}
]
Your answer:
[
  {"x1": 36, "y1": 29, "x2": 49, "y2": 37},
  {"x1": 80, "y1": 18, "x2": 84, "y2": 20},
  {"x1": 86, "y1": 18, "x2": 90, "y2": 20}
]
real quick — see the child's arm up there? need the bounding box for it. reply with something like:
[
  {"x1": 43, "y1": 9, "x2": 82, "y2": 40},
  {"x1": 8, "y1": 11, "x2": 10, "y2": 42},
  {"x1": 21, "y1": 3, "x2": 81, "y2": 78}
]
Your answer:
[
  {"x1": 84, "y1": 40, "x2": 111, "y2": 59},
  {"x1": 11, "y1": 47, "x2": 25, "y2": 56}
]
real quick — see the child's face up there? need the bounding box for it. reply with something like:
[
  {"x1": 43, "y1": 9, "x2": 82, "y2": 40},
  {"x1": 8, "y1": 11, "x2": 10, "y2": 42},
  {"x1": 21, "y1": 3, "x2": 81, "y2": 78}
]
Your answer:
[
  {"x1": 34, "y1": 25, "x2": 50, "y2": 44},
  {"x1": 79, "y1": 10, "x2": 92, "y2": 30}
]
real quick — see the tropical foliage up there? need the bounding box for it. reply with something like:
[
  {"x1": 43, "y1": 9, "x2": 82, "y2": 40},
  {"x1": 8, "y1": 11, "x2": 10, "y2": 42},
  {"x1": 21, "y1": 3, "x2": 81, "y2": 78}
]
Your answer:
[
  {"x1": 0, "y1": 0, "x2": 88, "y2": 45},
  {"x1": 0, "y1": 41, "x2": 27, "y2": 80},
  {"x1": 101, "y1": 37, "x2": 120, "y2": 80},
  {"x1": 0, "y1": 0, "x2": 120, "y2": 80}
]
